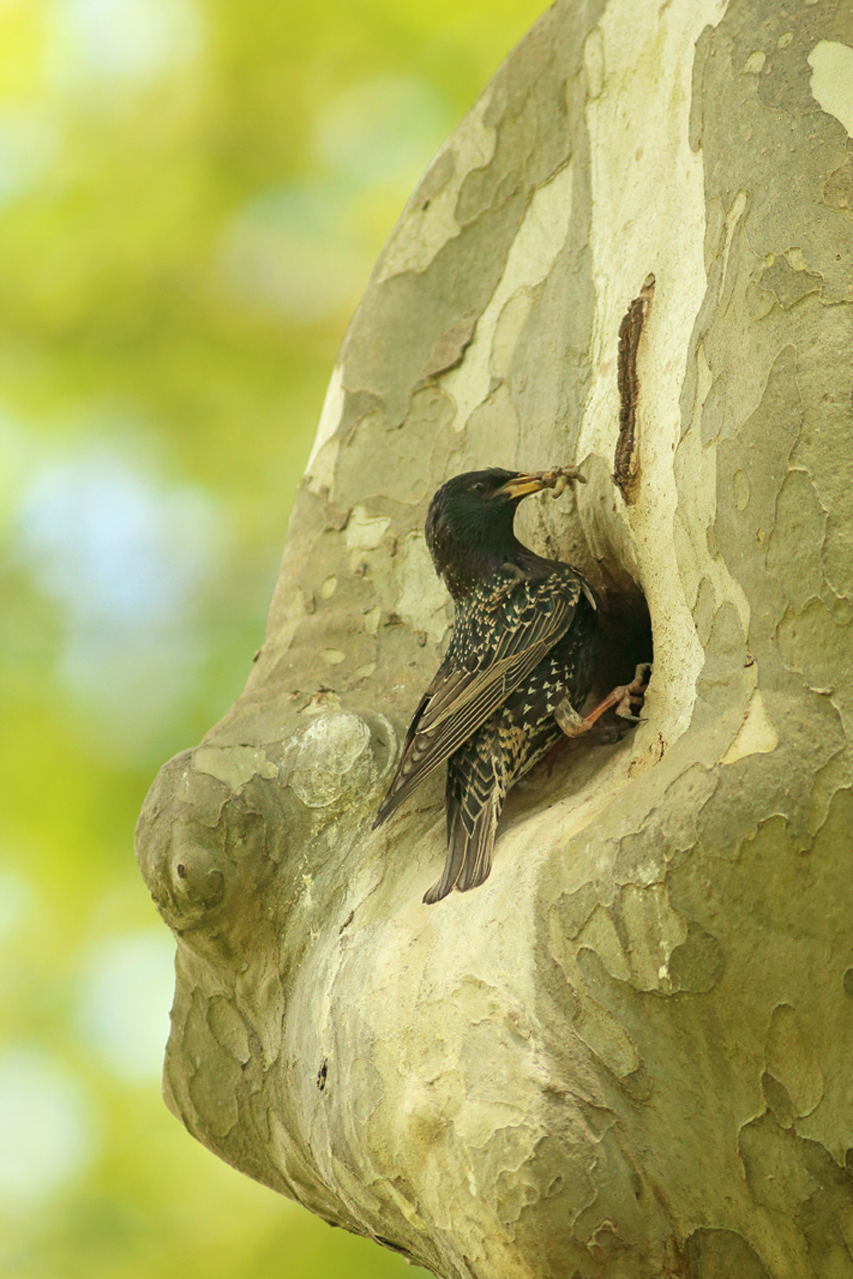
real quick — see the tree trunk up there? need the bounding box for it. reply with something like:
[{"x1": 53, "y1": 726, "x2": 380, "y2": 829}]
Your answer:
[{"x1": 135, "y1": 1, "x2": 853, "y2": 1275}]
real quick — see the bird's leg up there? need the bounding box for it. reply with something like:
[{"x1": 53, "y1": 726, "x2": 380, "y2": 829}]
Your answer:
[{"x1": 554, "y1": 663, "x2": 652, "y2": 739}]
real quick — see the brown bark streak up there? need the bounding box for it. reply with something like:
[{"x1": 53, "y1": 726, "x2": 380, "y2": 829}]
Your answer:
[{"x1": 614, "y1": 273, "x2": 655, "y2": 503}]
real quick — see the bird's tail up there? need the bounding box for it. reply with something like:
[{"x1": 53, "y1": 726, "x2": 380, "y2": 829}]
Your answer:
[{"x1": 423, "y1": 754, "x2": 505, "y2": 905}]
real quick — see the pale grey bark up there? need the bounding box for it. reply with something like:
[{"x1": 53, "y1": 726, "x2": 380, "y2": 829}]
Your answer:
[{"x1": 136, "y1": 2, "x2": 853, "y2": 1276}]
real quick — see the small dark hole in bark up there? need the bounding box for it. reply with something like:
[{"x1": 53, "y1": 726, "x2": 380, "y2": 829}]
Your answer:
[
  {"x1": 176, "y1": 863, "x2": 187, "y2": 879},
  {"x1": 316, "y1": 1059, "x2": 328, "y2": 1091}
]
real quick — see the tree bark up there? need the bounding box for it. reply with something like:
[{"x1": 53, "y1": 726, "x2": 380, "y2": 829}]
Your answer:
[{"x1": 136, "y1": 1, "x2": 853, "y2": 1275}]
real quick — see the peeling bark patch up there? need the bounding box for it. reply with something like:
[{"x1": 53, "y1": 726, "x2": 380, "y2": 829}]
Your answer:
[
  {"x1": 732, "y1": 468, "x2": 750, "y2": 511},
  {"x1": 778, "y1": 598, "x2": 849, "y2": 692},
  {"x1": 185, "y1": 991, "x2": 242, "y2": 1139},
  {"x1": 208, "y1": 997, "x2": 251, "y2": 1064},
  {"x1": 685, "y1": 1228, "x2": 771, "y2": 1279},
  {"x1": 721, "y1": 691, "x2": 778, "y2": 765},
  {"x1": 613, "y1": 762, "x2": 717, "y2": 885},
  {"x1": 764, "y1": 1004, "x2": 823, "y2": 1119},
  {"x1": 421, "y1": 310, "x2": 478, "y2": 379},
  {"x1": 571, "y1": 989, "x2": 640, "y2": 1079},
  {"x1": 394, "y1": 533, "x2": 450, "y2": 644},
  {"x1": 192, "y1": 745, "x2": 279, "y2": 792},
  {"x1": 550, "y1": 882, "x2": 599, "y2": 940},
  {"x1": 306, "y1": 365, "x2": 345, "y2": 474},
  {"x1": 617, "y1": 883, "x2": 688, "y2": 993},
  {"x1": 414, "y1": 146, "x2": 456, "y2": 209},
  {"x1": 737, "y1": 1112, "x2": 853, "y2": 1266},
  {"x1": 808, "y1": 42, "x2": 853, "y2": 137},
  {"x1": 613, "y1": 273, "x2": 654, "y2": 503},
  {"x1": 759, "y1": 255, "x2": 822, "y2": 309},
  {"x1": 765, "y1": 468, "x2": 827, "y2": 613},
  {"x1": 440, "y1": 161, "x2": 576, "y2": 433},
  {"x1": 824, "y1": 152, "x2": 853, "y2": 209},
  {"x1": 345, "y1": 505, "x2": 390, "y2": 553},
  {"x1": 666, "y1": 920, "x2": 724, "y2": 994},
  {"x1": 322, "y1": 489, "x2": 350, "y2": 532}
]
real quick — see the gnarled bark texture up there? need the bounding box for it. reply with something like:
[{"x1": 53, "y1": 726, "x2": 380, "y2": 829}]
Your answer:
[{"x1": 136, "y1": 1, "x2": 853, "y2": 1275}]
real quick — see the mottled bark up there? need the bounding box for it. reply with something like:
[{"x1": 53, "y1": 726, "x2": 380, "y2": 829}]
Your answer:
[{"x1": 136, "y1": 2, "x2": 853, "y2": 1276}]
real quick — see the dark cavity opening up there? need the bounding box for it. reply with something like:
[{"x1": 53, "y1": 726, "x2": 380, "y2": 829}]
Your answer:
[{"x1": 595, "y1": 581, "x2": 653, "y2": 704}]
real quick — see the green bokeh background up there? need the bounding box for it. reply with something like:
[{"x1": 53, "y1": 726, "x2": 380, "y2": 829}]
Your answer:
[{"x1": 0, "y1": 1, "x2": 544, "y2": 1274}]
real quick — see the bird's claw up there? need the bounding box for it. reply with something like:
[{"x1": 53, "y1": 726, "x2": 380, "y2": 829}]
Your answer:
[
  {"x1": 555, "y1": 663, "x2": 652, "y2": 740},
  {"x1": 614, "y1": 663, "x2": 652, "y2": 720}
]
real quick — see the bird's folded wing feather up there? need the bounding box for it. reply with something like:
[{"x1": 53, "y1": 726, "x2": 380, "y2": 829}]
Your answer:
[{"x1": 374, "y1": 576, "x2": 581, "y2": 825}]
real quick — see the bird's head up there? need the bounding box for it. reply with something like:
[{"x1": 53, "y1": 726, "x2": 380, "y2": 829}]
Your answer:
[{"x1": 424, "y1": 467, "x2": 581, "y2": 598}]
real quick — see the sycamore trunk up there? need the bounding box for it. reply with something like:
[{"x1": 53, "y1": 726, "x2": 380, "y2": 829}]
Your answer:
[{"x1": 136, "y1": 2, "x2": 853, "y2": 1275}]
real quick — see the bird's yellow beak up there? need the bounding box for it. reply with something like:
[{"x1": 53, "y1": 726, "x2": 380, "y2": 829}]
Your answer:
[{"x1": 495, "y1": 466, "x2": 585, "y2": 499}]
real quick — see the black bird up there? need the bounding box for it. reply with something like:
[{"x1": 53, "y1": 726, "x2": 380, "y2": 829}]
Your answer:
[{"x1": 374, "y1": 465, "x2": 602, "y2": 904}]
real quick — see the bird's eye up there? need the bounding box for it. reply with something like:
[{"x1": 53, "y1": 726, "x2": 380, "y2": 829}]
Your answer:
[{"x1": 472, "y1": 481, "x2": 486, "y2": 495}]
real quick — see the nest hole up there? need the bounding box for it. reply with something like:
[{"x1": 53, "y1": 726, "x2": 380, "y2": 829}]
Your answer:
[
  {"x1": 506, "y1": 579, "x2": 653, "y2": 823},
  {"x1": 595, "y1": 582, "x2": 654, "y2": 701}
]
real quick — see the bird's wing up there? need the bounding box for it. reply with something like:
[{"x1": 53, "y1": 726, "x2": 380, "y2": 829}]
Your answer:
[{"x1": 374, "y1": 574, "x2": 582, "y2": 826}]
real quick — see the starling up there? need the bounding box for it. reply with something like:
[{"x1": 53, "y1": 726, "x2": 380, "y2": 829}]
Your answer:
[{"x1": 374, "y1": 465, "x2": 608, "y2": 904}]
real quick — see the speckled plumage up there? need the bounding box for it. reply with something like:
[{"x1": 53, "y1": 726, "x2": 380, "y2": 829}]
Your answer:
[{"x1": 374, "y1": 466, "x2": 599, "y2": 904}]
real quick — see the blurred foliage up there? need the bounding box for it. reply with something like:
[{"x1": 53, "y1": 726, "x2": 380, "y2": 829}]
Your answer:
[{"x1": 0, "y1": 0, "x2": 544, "y2": 1275}]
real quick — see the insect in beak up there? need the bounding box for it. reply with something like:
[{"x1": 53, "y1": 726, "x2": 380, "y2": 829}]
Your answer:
[{"x1": 494, "y1": 466, "x2": 586, "y2": 500}]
